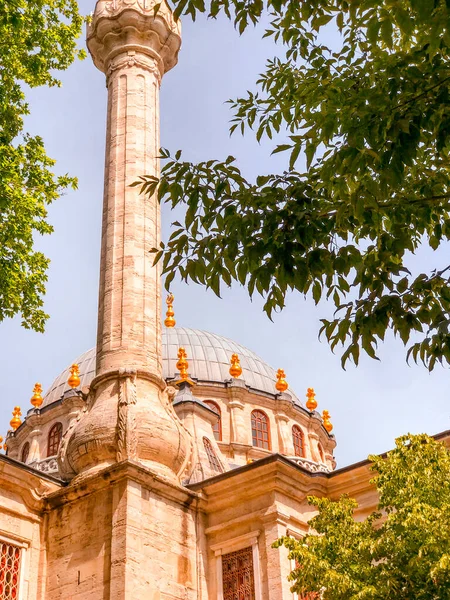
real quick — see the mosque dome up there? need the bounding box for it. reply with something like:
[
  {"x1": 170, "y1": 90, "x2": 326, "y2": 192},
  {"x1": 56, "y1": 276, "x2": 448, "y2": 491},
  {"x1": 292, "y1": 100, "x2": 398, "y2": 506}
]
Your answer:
[{"x1": 42, "y1": 327, "x2": 301, "y2": 407}]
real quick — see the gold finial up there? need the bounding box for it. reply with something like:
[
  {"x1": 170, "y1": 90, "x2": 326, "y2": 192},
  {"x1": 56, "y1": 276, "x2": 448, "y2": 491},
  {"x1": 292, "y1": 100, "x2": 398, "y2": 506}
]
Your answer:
[
  {"x1": 275, "y1": 368, "x2": 288, "y2": 392},
  {"x1": 68, "y1": 364, "x2": 81, "y2": 389},
  {"x1": 10, "y1": 407, "x2": 22, "y2": 431},
  {"x1": 164, "y1": 293, "x2": 176, "y2": 328},
  {"x1": 176, "y1": 347, "x2": 189, "y2": 381},
  {"x1": 306, "y1": 387, "x2": 318, "y2": 411},
  {"x1": 322, "y1": 410, "x2": 333, "y2": 433},
  {"x1": 30, "y1": 383, "x2": 43, "y2": 408},
  {"x1": 229, "y1": 353, "x2": 242, "y2": 378}
]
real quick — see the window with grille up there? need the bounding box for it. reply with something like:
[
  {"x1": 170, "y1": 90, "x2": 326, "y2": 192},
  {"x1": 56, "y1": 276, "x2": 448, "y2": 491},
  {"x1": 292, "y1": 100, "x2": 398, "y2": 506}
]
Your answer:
[
  {"x1": 222, "y1": 546, "x2": 255, "y2": 600},
  {"x1": 204, "y1": 401, "x2": 221, "y2": 441},
  {"x1": 0, "y1": 541, "x2": 21, "y2": 600},
  {"x1": 292, "y1": 425, "x2": 305, "y2": 457},
  {"x1": 203, "y1": 438, "x2": 223, "y2": 473},
  {"x1": 20, "y1": 443, "x2": 30, "y2": 464},
  {"x1": 251, "y1": 410, "x2": 270, "y2": 450},
  {"x1": 47, "y1": 423, "x2": 63, "y2": 457}
]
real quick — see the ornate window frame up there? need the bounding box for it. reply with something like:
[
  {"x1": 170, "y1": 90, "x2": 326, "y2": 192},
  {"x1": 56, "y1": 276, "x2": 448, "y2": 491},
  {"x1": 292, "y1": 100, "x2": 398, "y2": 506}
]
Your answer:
[
  {"x1": 0, "y1": 531, "x2": 29, "y2": 600},
  {"x1": 47, "y1": 422, "x2": 63, "y2": 457},
  {"x1": 211, "y1": 530, "x2": 262, "y2": 600},
  {"x1": 292, "y1": 425, "x2": 305, "y2": 458},
  {"x1": 251, "y1": 410, "x2": 271, "y2": 450}
]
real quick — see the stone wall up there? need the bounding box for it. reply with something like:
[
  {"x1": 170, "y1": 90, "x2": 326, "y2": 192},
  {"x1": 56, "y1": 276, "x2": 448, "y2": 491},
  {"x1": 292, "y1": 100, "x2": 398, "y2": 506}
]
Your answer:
[{"x1": 44, "y1": 462, "x2": 204, "y2": 600}]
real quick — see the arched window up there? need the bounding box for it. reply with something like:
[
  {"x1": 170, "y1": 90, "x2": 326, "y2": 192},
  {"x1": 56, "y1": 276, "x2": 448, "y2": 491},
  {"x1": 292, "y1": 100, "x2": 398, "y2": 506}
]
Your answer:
[
  {"x1": 47, "y1": 423, "x2": 63, "y2": 457},
  {"x1": 204, "y1": 400, "x2": 222, "y2": 441},
  {"x1": 251, "y1": 410, "x2": 270, "y2": 450},
  {"x1": 292, "y1": 425, "x2": 305, "y2": 457},
  {"x1": 21, "y1": 442, "x2": 30, "y2": 464},
  {"x1": 203, "y1": 437, "x2": 223, "y2": 473}
]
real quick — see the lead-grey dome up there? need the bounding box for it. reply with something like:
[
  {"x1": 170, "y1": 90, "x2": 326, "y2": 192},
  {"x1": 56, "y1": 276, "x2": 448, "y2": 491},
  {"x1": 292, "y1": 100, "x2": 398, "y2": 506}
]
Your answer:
[{"x1": 42, "y1": 327, "x2": 299, "y2": 407}]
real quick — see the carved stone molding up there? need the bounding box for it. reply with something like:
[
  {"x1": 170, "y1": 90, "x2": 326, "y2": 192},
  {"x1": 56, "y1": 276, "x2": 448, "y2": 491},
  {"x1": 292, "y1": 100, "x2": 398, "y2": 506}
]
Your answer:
[
  {"x1": 287, "y1": 456, "x2": 331, "y2": 474},
  {"x1": 87, "y1": 0, "x2": 181, "y2": 76},
  {"x1": 31, "y1": 457, "x2": 59, "y2": 475},
  {"x1": 94, "y1": 0, "x2": 179, "y2": 32},
  {"x1": 106, "y1": 51, "x2": 162, "y2": 85}
]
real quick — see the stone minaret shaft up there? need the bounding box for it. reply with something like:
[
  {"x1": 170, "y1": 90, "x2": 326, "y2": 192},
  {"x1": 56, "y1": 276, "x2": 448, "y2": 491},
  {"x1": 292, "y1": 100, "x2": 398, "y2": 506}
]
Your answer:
[
  {"x1": 87, "y1": 0, "x2": 181, "y2": 377},
  {"x1": 97, "y1": 51, "x2": 161, "y2": 376},
  {"x1": 61, "y1": 1, "x2": 190, "y2": 482}
]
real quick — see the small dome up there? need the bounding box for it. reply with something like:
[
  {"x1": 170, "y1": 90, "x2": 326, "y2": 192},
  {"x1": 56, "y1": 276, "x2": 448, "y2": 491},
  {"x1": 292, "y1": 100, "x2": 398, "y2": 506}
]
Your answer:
[{"x1": 42, "y1": 327, "x2": 300, "y2": 407}]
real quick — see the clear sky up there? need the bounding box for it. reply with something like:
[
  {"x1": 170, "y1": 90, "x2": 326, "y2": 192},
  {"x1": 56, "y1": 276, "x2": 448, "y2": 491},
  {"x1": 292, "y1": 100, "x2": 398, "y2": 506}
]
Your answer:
[{"x1": 1, "y1": 1, "x2": 448, "y2": 468}]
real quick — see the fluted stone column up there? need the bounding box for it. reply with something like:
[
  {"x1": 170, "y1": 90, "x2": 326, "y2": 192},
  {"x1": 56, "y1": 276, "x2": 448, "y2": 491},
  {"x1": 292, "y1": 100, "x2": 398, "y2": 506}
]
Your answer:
[{"x1": 60, "y1": 0, "x2": 191, "y2": 483}]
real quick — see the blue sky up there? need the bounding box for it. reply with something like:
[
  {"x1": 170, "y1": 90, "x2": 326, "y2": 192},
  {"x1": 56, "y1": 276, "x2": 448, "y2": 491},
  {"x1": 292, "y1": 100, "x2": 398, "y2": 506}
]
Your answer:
[{"x1": 1, "y1": 1, "x2": 448, "y2": 467}]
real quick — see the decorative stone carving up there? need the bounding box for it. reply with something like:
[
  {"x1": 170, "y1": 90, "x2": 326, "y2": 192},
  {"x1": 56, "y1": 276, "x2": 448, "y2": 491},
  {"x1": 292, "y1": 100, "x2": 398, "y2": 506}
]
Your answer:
[
  {"x1": 116, "y1": 370, "x2": 138, "y2": 462},
  {"x1": 287, "y1": 456, "x2": 331, "y2": 474},
  {"x1": 31, "y1": 457, "x2": 60, "y2": 475},
  {"x1": 63, "y1": 370, "x2": 192, "y2": 482},
  {"x1": 87, "y1": 0, "x2": 181, "y2": 77}
]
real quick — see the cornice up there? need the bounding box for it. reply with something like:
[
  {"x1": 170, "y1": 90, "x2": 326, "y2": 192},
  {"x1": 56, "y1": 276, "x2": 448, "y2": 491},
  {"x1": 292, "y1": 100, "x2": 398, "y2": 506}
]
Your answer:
[{"x1": 44, "y1": 459, "x2": 199, "y2": 510}]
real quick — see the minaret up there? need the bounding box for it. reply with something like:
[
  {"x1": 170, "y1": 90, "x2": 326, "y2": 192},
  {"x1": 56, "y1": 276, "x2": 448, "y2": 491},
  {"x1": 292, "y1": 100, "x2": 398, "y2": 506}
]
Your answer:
[{"x1": 60, "y1": 0, "x2": 191, "y2": 482}]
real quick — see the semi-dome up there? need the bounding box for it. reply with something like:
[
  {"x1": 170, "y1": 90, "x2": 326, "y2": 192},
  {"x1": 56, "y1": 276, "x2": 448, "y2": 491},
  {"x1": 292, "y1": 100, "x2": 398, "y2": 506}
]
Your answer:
[{"x1": 42, "y1": 327, "x2": 300, "y2": 407}]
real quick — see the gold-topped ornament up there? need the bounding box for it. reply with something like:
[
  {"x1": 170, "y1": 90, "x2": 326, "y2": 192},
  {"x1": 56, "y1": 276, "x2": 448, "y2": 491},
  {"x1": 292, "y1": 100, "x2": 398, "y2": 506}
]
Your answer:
[
  {"x1": 322, "y1": 410, "x2": 333, "y2": 433},
  {"x1": 10, "y1": 407, "x2": 22, "y2": 431},
  {"x1": 306, "y1": 387, "x2": 318, "y2": 411},
  {"x1": 31, "y1": 383, "x2": 43, "y2": 408},
  {"x1": 275, "y1": 368, "x2": 288, "y2": 393},
  {"x1": 164, "y1": 293, "x2": 176, "y2": 328},
  {"x1": 229, "y1": 353, "x2": 242, "y2": 378},
  {"x1": 68, "y1": 364, "x2": 81, "y2": 389},
  {"x1": 176, "y1": 347, "x2": 189, "y2": 381}
]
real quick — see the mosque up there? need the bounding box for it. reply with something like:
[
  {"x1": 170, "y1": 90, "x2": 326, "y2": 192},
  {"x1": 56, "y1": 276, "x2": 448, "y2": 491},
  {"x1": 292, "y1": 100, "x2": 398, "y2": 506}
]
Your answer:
[{"x1": 1, "y1": 1, "x2": 449, "y2": 599}]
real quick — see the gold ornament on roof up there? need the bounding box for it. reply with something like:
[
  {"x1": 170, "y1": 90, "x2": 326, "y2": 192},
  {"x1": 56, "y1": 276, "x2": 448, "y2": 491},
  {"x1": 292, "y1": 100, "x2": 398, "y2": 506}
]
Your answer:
[
  {"x1": 176, "y1": 347, "x2": 189, "y2": 381},
  {"x1": 229, "y1": 353, "x2": 242, "y2": 378},
  {"x1": 275, "y1": 369, "x2": 288, "y2": 393},
  {"x1": 164, "y1": 293, "x2": 176, "y2": 328},
  {"x1": 68, "y1": 364, "x2": 81, "y2": 389},
  {"x1": 306, "y1": 387, "x2": 317, "y2": 411},
  {"x1": 10, "y1": 407, "x2": 22, "y2": 431},
  {"x1": 31, "y1": 383, "x2": 43, "y2": 408},
  {"x1": 322, "y1": 410, "x2": 333, "y2": 433}
]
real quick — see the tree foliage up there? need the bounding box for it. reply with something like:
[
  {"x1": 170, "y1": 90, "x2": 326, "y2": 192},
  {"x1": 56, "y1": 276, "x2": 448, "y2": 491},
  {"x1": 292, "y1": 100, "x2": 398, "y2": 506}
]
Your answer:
[
  {"x1": 274, "y1": 433, "x2": 450, "y2": 600},
  {"x1": 0, "y1": 0, "x2": 84, "y2": 331},
  {"x1": 142, "y1": 0, "x2": 450, "y2": 369}
]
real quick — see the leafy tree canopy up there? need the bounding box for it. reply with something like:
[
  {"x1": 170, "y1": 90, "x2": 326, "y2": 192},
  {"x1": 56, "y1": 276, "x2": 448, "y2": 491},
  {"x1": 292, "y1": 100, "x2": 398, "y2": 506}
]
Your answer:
[
  {"x1": 274, "y1": 433, "x2": 450, "y2": 600},
  {"x1": 0, "y1": 0, "x2": 84, "y2": 332},
  {"x1": 142, "y1": 0, "x2": 450, "y2": 370}
]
